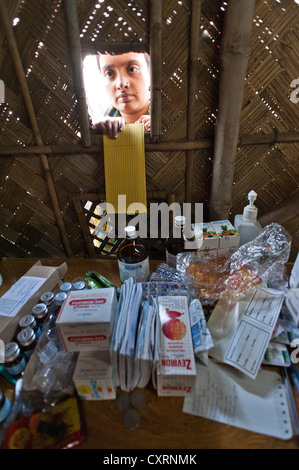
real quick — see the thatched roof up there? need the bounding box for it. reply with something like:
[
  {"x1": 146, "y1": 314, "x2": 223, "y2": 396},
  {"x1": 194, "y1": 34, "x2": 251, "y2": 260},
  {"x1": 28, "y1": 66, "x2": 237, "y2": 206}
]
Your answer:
[{"x1": 0, "y1": 0, "x2": 298, "y2": 261}]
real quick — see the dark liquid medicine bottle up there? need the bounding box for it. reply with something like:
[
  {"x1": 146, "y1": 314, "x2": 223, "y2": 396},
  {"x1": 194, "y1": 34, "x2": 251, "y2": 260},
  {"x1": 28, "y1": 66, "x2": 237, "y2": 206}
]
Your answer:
[
  {"x1": 166, "y1": 215, "x2": 195, "y2": 269},
  {"x1": 117, "y1": 226, "x2": 150, "y2": 283}
]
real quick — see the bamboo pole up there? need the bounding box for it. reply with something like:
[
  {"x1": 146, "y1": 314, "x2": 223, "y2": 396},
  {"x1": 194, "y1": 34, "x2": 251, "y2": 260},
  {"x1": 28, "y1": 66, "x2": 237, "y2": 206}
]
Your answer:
[
  {"x1": 64, "y1": 0, "x2": 91, "y2": 148},
  {"x1": 1, "y1": 129, "x2": 299, "y2": 156},
  {"x1": 149, "y1": 0, "x2": 162, "y2": 142},
  {"x1": 186, "y1": 0, "x2": 202, "y2": 203},
  {"x1": 209, "y1": 0, "x2": 256, "y2": 220},
  {"x1": 0, "y1": 0, "x2": 72, "y2": 257}
]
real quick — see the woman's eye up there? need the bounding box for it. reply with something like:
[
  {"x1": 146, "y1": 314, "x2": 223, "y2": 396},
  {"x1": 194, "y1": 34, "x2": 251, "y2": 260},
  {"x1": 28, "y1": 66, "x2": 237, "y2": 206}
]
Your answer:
[
  {"x1": 128, "y1": 66, "x2": 139, "y2": 73},
  {"x1": 104, "y1": 70, "x2": 113, "y2": 78}
]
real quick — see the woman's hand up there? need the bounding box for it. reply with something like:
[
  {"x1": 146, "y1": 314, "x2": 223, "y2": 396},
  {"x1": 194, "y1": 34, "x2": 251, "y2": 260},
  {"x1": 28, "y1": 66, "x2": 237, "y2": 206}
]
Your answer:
[
  {"x1": 92, "y1": 117, "x2": 125, "y2": 139},
  {"x1": 135, "y1": 115, "x2": 151, "y2": 132}
]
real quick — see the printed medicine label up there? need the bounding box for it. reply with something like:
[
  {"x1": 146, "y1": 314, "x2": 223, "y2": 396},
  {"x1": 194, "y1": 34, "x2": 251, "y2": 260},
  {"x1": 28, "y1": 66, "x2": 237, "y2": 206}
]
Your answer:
[
  {"x1": 0, "y1": 276, "x2": 46, "y2": 317},
  {"x1": 224, "y1": 287, "x2": 284, "y2": 379}
]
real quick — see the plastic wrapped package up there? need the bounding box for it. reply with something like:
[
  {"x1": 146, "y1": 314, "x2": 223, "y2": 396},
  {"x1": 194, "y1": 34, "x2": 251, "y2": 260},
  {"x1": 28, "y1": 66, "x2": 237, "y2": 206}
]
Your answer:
[
  {"x1": 229, "y1": 222, "x2": 291, "y2": 283},
  {"x1": 181, "y1": 255, "x2": 262, "y2": 301},
  {"x1": 177, "y1": 223, "x2": 291, "y2": 301}
]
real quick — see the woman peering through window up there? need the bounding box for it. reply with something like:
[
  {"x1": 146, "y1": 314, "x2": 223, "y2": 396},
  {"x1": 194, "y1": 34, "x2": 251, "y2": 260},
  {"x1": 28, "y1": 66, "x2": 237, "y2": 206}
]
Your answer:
[{"x1": 92, "y1": 51, "x2": 151, "y2": 139}]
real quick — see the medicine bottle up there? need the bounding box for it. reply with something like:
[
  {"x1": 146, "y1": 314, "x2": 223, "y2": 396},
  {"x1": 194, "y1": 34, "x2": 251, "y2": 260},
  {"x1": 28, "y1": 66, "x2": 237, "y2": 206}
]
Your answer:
[
  {"x1": 60, "y1": 282, "x2": 72, "y2": 294},
  {"x1": 0, "y1": 387, "x2": 11, "y2": 424},
  {"x1": 19, "y1": 314, "x2": 41, "y2": 340},
  {"x1": 4, "y1": 342, "x2": 26, "y2": 376},
  {"x1": 17, "y1": 327, "x2": 38, "y2": 359},
  {"x1": 166, "y1": 216, "x2": 196, "y2": 269},
  {"x1": 40, "y1": 291, "x2": 55, "y2": 306},
  {"x1": 117, "y1": 226, "x2": 150, "y2": 283},
  {"x1": 32, "y1": 303, "x2": 49, "y2": 330}
]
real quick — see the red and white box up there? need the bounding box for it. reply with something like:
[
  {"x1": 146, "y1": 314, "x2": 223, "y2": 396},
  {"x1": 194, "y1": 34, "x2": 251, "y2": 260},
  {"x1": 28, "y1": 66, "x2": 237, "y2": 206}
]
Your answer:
[
  {"x1": 157, "y1": 295, "x2": 196, "y2": 396},
  {"x1": 56, "y1": 288, "x2": 117, "y2": 352}
]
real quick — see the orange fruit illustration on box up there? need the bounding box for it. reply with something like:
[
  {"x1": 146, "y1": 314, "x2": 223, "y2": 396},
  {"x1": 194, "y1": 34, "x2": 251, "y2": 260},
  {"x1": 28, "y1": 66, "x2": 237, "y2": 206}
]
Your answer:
[{"x1": 162, "y1": 309, "x2": 186, "y2": 340}]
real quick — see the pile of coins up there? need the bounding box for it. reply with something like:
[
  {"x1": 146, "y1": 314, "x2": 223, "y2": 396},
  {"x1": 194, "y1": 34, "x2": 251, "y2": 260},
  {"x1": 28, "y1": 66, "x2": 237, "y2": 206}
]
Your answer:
[{"x1": 115, "y1": 390, "x2": 147, "y2": 430}]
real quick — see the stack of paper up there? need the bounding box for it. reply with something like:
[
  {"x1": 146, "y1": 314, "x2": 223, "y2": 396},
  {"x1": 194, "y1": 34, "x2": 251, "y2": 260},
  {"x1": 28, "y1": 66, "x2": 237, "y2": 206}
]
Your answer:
[{"x1": 111, "y1": 278, "x2": 159, "y2": 391}]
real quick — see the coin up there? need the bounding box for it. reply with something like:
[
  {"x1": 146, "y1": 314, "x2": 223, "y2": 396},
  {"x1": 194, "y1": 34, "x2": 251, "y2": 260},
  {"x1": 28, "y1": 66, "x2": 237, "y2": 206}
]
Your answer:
[
  {"x1": 130, "y1": 390, "x2": 146, "y2": 409},
  {"x1": 122, "y1": 409, "x2": 140, "y2": 430},
  {"x1": 115, "y1": 393, "x2": 131, "y2": 412}
]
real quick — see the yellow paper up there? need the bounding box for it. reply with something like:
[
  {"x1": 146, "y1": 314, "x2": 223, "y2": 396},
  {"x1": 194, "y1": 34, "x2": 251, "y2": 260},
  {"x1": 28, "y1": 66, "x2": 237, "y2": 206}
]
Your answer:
[{"x1": 103, "y1": 123, "x2": 147, "y2": 214}]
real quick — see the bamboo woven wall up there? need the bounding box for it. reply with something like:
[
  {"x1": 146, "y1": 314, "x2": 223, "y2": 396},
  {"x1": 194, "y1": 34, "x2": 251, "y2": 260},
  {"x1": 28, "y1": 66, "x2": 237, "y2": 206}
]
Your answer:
[{"x1": 0, "y1": 0, "x2": 298, "y2": 261}]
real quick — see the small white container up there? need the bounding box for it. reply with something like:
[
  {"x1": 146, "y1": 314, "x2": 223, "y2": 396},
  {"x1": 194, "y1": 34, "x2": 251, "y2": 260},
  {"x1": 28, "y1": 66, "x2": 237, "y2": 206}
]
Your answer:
[{"x1": 234, "y1": 190, "x2": 262, "y2": 246}]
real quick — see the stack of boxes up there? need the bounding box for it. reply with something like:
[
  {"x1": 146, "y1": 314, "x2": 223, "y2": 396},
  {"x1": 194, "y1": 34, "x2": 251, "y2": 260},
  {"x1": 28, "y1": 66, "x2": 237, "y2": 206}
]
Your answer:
[
  {"x1": 56, "y1": 288, "x2": 117, "y2": 400},
  {"x1": 193, "y1": 220, "x2": 240, "y2": 258}
]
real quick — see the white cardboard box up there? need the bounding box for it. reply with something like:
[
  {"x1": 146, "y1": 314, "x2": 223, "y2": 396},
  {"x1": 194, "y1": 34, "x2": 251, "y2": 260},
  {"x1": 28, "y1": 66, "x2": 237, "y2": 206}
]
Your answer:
[
  {"x1": 192, "y1": 222, "x2": 219, "y2": 252},
  {"x1": 157, "y1": 295, "x2": 196, "y2": 396},
  {"x1": 73, "y1": 350, "x2": 116, "y2": 400},
  {"x1": 56, "y1": 288, "x2": 117, "y2": 352},
  {"x1": 210, "y1": 220, "x2": 240, "y2": 249}
]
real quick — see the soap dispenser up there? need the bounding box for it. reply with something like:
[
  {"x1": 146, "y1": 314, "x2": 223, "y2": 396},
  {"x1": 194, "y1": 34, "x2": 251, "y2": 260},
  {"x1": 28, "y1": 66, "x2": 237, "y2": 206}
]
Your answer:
[{"x1": 234, "y1": 190, "x2": 263, "y2": 246}]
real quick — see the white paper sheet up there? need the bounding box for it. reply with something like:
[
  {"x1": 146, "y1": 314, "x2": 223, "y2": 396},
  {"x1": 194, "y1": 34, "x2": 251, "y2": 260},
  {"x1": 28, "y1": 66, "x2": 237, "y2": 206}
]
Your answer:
[
  {"x1": 208, "y1": 287, "x2": 284, "y2": 379},
  {"x1": 183, "y1": 359, "x2": 293, "y2": 440}
]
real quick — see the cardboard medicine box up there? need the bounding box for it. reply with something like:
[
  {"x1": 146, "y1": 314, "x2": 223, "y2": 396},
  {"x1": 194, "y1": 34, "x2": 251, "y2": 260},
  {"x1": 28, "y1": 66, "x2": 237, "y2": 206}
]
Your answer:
[
  {"x1": 157, "y1": 295, "x2": 196, "y2": 396},
  {"x1": 56, "y1": 288, "x2": 117, "y2": 352},
  {"x1": 73, "y1": 351, "x2": 116, "y2": 400},
  {"x1": 210, "y1": 220, "x2": 240, "y2": 249},
  {"x1": 192, "y1": 222, "x2": 219, "y2": 256},
  {"x1": 0, "y1": 261, "x2": 68, "y2": 344}
]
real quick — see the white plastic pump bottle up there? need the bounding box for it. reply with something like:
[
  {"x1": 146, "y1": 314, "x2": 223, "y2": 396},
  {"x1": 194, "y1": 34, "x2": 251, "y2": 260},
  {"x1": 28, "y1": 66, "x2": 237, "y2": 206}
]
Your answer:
[{"x1": 234, "y1": 190, "x2": 263, "y2": 246}]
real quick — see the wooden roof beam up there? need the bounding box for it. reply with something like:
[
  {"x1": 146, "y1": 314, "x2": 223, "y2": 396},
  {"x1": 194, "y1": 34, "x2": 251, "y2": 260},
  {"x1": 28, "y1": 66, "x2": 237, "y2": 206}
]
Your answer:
[
  {"x1": 64, "y1": 0, "x2": 91, "y2": 147},
  {"x1": 185, "y1": 0, "x2": 202, "y2": 203},
  {"x1": 209, "y1": 0, "x2": 256, "y2": 220},
  {"x1": 149, "y1": 0, "x2": 162, "y2": 142}
]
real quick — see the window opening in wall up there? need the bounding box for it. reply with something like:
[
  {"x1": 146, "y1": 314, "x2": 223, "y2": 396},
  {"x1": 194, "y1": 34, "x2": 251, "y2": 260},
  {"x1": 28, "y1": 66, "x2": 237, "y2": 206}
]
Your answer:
[{"x1": 83, "y1": 51, "x2": 151, "y2": 132}]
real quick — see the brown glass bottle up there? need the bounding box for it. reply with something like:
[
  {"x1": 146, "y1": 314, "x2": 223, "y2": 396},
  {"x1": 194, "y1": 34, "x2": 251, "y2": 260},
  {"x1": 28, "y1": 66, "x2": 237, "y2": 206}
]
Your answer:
[
  {"x1": 166, "y1": 216, "x2": 196, "y2": 269},
  {"x1": 117, "y1": 226, "x2": 150, "y2": 282}
]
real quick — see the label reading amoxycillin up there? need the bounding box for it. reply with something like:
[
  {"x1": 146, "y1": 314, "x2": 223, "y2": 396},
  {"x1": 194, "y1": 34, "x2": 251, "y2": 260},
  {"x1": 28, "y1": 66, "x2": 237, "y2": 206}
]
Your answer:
[{"x1": 118, "y1": 258, "x2": 150, "y2": 283}]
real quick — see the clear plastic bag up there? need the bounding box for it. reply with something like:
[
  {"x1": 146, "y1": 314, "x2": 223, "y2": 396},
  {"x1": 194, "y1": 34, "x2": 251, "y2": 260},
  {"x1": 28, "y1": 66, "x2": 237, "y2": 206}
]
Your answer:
[
  {"x1": 177, "y1": 223, "x2": 291, "y2": 301},
  {"x1": 229, "y1": 222, "x2": 291, "y2": 283}
]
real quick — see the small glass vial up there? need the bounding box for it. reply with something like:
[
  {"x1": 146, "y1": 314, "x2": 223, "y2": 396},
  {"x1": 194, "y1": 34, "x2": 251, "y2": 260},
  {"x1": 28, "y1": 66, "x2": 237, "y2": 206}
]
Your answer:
[
  {"x1": 4, "y1": 342, "x2": 26, "y2": 376},
  {"x1": 32, "y1": 303, "x2": 49, "y2": 330},
  {"x1": 59, "y1": 282, "x2": 72, "y2": 294},
  {"x1": 40, "y1": 291, "x2": 55, "y2": 306},
  {"x1": 19, "y1": 314, "x2": 41, "y2": 340},
  {"x1": 117, "y1": 226, "x2": 150, "y2": 283},
  {"x1": 0, "y1": 387, "x2": 11, "y2": 424},
  {"x1": 17, "y1": 327, "x2": 38, "y2": 359},
  {"x1": 72, "y1": 280, "x2": 86, "y2": 291},
  {"x1": 166, "y1": 215, "x2": 196, "y2": 269},
  {"x1": 53, "y1": 292, "x2": 67, "y2": 306}
]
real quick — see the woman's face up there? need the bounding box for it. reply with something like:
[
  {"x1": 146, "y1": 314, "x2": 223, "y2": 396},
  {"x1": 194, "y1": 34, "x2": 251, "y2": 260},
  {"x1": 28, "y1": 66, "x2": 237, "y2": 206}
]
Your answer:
[{"x1": 99, "y1": 52, "x2": 150, "y2": 119}]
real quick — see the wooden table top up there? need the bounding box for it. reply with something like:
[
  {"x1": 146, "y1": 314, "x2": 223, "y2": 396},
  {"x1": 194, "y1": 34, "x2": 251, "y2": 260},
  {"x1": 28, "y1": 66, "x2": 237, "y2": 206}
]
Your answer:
[{"x1": 0, "y1": 257, "x2": 298, "y2": 450}]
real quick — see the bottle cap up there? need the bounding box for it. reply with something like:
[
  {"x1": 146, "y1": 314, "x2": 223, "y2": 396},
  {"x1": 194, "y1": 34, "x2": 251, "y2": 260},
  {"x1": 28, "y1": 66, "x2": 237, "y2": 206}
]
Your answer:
[
  {"x1": 5, "y1": 342, "x2": 21, "y2": 363},
  {"x1": 54, "y1": 292, "x2": 67, "y2": 305},
  {"x1": 32, "y1": 303, "x2": 48, "y2": 319},
  {"x1": 17, "y1": 327, "x2": 36, "y2": 347},
  {"x1": 60, "y1": 282, "x2": 72, "y2": 293},
  {"x1": 124, "y1": 226, "x2": 138, "y2": 238},
  {"x1": 174, "y1": 215, "x2": 186, "y2": 227},
  {"x1": 19, "y1": 314, "x2": 36, "y2": 330},
  {"x1": 40, "y1": 292, "x2": 54, "y2": 305},
  {"x1": 73, "y1": 281, "x2": 86, "y2": 290}
]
